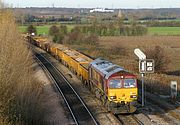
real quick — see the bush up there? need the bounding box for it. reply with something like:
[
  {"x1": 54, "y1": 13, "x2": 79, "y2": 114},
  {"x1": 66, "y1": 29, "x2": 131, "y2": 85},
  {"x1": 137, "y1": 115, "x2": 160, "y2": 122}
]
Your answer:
[
  {"x1": 49, "y1": 25, "x2": 67, "y2": 43},
  {"x1": 53, "y1": 33, "x2": 64, "y2": 44},
  {"x1": 145, "y1": 46, "x2": 170, "y2": 73},
  {"x1": 27, "y1": 25, "x2": 37, "y2": 35},
  {"x1": 49, "y1": 25, "x2": 59, "y2": 36},
  {"x1": 59, "y1": 25, "x2": 67, "y2": 35}
]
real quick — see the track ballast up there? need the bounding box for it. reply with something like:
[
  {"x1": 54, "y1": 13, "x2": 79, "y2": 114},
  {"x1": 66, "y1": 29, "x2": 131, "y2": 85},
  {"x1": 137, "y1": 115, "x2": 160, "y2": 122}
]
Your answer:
[{"x1": 35, "y1": 51, "x2": 98, "y2": 125}]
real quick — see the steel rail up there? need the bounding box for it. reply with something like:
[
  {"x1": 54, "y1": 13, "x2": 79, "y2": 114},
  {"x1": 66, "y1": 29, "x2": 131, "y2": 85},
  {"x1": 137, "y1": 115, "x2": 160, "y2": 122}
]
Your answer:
[
  {"x1": 34, "y1": 53, "x2": 78, "y2": 125},
  {"x1": 34, "y1": 50, "x2": 99, "y2": 125},
  {"x1": 131, "y1": 115, "x2": 144, "y2": 125},
  {"x1": 117, "y1": 114, "x2": 144, "y2": 125}
]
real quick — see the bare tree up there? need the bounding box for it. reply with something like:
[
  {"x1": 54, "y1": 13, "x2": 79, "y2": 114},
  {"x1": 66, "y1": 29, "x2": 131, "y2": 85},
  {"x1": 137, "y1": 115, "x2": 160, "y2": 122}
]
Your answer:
[
  {"x1": 0, "y1": 9, "x2": 48, "y2": 125},
  {"x1": 145, "y1": 46, "x2": 170, "y2": 73}
]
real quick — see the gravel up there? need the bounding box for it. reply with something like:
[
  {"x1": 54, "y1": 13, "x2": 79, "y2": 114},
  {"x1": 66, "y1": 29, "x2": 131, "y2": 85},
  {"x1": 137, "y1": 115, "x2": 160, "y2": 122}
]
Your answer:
[{"x1": 33, "y1": 58, "x2": 74, "y2": 125}]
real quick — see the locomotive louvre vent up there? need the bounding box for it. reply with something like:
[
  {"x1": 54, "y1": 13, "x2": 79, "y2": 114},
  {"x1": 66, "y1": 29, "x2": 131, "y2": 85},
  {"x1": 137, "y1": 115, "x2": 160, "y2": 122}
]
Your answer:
[
  {"x1": 106, "y1": 66, "x2": 119, "y2": 73},
  {"x1": 96, "y1": 60, "x2": 108, "y2": 65},
  {"x1": 101, "y1": 63, "x2": 112, "y2": 69}
]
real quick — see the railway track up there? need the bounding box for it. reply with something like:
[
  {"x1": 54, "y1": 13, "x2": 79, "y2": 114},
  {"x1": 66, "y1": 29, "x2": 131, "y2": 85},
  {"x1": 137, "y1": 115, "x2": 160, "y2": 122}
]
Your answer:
[
  {"x1": 117, "y1": 114, "x2": 144, "y2": 125},
  {"x1": 34, "y1": 48, "x2": 171, "y2": 125},
  {"x1": 131, "y1": 115, "x2": 144, "y2": 125},
  {"x1": 34, "y1": 51, "x2": 99, "y2": 125},
  {"x1": 139, "y1": 91, "x2": 180, "y2": 121}
]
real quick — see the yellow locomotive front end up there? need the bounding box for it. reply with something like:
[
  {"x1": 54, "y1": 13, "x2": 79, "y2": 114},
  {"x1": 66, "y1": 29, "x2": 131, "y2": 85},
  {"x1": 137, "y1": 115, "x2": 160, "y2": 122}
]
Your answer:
[
  {"x1": 89, "y1": 58, "x2": 138, "y2": 114},
  {"x1": 107, "y1": 75, "x2": 138, "y2": 114}
]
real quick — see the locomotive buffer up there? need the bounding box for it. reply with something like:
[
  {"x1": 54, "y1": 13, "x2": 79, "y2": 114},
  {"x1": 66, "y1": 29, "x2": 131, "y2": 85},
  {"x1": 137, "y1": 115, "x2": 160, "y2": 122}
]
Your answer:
[{"x1": 134, "y1": 49, "x2": 154, "y2": 107}]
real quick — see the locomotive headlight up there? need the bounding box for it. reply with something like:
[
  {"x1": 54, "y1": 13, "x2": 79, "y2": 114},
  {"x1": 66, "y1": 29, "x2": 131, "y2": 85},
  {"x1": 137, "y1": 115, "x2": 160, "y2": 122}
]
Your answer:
[
  {"x1": 130, "y1": 95, "x2": 137, "y2": 98},
  {"x1": 110, "y1": 96, "x2": 117, "y2": 100}
]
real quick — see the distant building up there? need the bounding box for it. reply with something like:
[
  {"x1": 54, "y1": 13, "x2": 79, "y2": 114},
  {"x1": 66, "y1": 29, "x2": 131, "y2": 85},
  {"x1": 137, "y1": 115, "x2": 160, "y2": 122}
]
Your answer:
[{"x1": 90, "y1": 8, "x2": 114, "y2": 13}]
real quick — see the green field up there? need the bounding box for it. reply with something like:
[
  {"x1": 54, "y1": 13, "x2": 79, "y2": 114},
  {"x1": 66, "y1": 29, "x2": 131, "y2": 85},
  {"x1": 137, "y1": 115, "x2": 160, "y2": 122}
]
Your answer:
[
  {"x1": 19, "y1": 25, "x2": 51, "y2": 35},
  {"x1": 19, "y1": 25, "x2": 180, "y2": 36},
  {"x1": 148, "y1": 27, "x2": 180, "y2": 35},
  {"x1": 19, "y1": 25, "x2": 75, "y2": 35}
]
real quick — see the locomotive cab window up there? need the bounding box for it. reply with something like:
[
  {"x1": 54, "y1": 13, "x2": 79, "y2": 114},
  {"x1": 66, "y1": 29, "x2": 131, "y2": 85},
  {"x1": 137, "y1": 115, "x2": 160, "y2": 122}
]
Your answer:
[
  {"x1": 124, "y1": 79, "x2": 136, "y2": 88},
  {"x1": 109, "y1": 79, "x2": 122, "y2": 89}
]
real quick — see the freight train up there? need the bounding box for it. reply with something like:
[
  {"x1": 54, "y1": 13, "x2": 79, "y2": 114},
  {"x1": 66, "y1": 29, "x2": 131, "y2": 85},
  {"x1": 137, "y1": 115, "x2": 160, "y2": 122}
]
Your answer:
[{"x1": 28, "y1": 36, "x2": 138, "y2": 114}]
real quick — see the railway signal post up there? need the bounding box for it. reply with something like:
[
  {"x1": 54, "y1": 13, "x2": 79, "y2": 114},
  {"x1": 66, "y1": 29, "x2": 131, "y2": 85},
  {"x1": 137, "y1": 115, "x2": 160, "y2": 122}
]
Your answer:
[{"x1": 134, "y1": 49, "x2": 154, "y2": 107}]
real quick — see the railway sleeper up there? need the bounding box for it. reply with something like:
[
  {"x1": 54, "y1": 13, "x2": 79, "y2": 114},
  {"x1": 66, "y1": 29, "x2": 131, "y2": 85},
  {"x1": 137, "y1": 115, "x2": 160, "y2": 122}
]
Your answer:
[{"x1": 109, "y1": 102, "x2": 137, "y2": 114}]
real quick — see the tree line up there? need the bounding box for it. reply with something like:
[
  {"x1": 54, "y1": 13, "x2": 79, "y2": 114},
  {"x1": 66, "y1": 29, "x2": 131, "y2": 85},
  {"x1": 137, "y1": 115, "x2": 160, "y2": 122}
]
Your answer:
[
  {"x1": 144, "y1": 21, "x2": 180, "y2": 27},
  {"x1": 71, "y1": 24, "x2": 147, "y2": 36}
]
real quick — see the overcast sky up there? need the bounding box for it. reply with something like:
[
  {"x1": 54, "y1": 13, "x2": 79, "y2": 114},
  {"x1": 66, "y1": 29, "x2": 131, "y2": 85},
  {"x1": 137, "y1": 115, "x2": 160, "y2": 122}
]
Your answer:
[{"x1": 3, "y1": 0, "x2": 180, "y2": 8}]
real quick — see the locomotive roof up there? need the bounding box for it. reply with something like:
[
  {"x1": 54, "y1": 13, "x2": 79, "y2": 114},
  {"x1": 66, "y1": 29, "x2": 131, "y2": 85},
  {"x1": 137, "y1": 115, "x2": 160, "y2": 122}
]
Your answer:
[{"x1": 90, "y1": 58, "x2": 125, "y2": 79}]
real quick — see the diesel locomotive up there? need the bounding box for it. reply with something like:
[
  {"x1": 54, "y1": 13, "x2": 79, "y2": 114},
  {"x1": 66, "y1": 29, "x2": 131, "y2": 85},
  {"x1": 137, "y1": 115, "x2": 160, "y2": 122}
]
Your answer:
[{"x1": 28, "y1": 36, "x2": 138, "y2": 114}]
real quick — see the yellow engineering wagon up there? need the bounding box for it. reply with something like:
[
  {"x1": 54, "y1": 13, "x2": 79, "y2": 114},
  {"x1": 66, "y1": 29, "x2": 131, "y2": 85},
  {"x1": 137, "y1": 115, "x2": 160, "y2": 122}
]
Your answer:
[{"x1": 29, "y1": 36, "x2": 138, "y2": 114}]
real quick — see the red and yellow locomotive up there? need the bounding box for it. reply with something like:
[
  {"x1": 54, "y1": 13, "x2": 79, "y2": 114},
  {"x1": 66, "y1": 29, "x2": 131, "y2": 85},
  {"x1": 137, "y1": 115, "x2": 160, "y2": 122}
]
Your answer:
[
  {"x1": 89, "y1": 58, "x2": 138, "y2": 114},
  {"x1": 28, "y1": 36, "x2": 138, "y2": 114}
]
